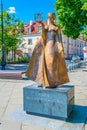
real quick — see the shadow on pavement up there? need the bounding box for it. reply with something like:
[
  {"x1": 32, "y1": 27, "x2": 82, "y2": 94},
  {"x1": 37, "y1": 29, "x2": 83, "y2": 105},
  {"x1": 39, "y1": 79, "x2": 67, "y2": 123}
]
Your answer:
[
  {"x1": 6, "y1": 104, "x2": 87, "y2": 124},
  {"x1": 67, "y1": 105, "x2": 87, "y2": 123}
]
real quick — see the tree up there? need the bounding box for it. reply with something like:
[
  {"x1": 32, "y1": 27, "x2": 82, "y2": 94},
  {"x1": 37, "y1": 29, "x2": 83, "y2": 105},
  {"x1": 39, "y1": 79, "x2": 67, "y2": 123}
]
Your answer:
[
  {"x1": 81, "y1": 1, "x2": 87, "y2": 40},
  {"x1": 0, "y1": 10, "x2": 24, "y2": 62},
  {"x1": 55, "y1": 0, "x2": 87, "y2": 39}
]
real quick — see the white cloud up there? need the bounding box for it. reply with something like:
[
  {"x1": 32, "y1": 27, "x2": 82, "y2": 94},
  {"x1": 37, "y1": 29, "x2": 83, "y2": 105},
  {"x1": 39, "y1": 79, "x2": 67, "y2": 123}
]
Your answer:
[{"x1": 8, "y1": 7, "x2": 16, "y2": 14}]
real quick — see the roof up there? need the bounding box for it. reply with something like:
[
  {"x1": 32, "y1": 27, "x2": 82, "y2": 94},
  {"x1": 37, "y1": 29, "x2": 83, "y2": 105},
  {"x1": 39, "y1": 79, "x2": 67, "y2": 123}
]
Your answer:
[{"x1": 24, "y1": 21, "x2": 47, "y2": 34}]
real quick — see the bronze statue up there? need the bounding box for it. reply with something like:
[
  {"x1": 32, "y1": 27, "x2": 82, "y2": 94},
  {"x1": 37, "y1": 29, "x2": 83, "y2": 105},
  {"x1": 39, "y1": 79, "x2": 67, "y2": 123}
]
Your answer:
[{"x1": 26, "y1": 12, "x2": 69, "y2": 88}]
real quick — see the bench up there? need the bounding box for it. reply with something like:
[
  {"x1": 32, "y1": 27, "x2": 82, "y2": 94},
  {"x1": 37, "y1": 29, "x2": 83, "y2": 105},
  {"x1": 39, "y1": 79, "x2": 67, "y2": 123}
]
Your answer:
[{"x1": 0, "y1": 70, "x2": 25, "y2": 79}]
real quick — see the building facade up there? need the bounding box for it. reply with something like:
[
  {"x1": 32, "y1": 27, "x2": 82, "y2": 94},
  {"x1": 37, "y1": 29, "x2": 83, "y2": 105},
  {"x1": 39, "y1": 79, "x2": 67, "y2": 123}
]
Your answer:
[
  {"x1": 17, "y1": 21, "x2": 47, "y2": 56},
  {"x1": 18, "y1": 21, "x2": 87, "y2": 60},
  {"x1": 19, "y1": 33, "x2": 40, "y2": 56},
  {"x1": 62, "y1": 35, "x2": 87, "y2": 59}
]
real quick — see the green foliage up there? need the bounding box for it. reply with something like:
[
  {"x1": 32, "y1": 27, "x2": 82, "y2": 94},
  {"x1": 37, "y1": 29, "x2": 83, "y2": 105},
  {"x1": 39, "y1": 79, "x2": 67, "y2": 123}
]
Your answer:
[
  {"x1": 0, "y1": 10, "x2": 24, "y2": 61},
  {"x1": 82, "y1": 2, "x2": 87, "y2": 10},
  {"x1": 17, "y1": 55, "x2": 29, "y2": 63},
  {"x1": 0, "y1": 57, "x2": 2, "y2": 62},
  {"x1": 81, "y1": 26, "x2": 87, "y2": 40},
  {"x1": 55, "y1": 0, "x2": 87, "y2": 39}
]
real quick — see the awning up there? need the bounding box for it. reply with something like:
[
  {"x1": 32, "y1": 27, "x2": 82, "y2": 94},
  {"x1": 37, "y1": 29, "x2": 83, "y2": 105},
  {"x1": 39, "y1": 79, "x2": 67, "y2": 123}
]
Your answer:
[{"x1": 15, "y1": 50, "x2": 23, "y2": 54}]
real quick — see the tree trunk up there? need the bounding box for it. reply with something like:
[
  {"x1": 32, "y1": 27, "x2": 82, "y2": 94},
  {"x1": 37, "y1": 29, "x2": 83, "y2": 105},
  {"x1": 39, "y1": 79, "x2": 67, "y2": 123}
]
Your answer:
[
  {"x1": 13, "y1": 48, "x2": 16, "y2": 62},
  {"x1": 67, "y1": 37, "x2": 69, "y2": 59},
  {"x1": 12, "y1": 46, "x2": 14, "y2": 61}
]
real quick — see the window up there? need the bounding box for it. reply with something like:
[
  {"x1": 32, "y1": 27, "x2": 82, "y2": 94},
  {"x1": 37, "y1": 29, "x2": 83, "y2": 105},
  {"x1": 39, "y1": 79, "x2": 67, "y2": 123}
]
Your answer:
[
  {"x1": 28, "y1": 48, "x2": 32, "y2": 55},
  {"x1": 75, "y1": 43, "x2": 76, "y2": 46},
  {"x1": 28, "y1": 48, "x2": 32, "y2": 52},
  {"x1": 28, "y1": 39, "x2": 32, "y2": 45},
  {"x1": 28, "y1": 28, "x2": 30, "y2": 34},
  {"x1": 38, "y1": 26, "x2": 42, "y2": 32}
]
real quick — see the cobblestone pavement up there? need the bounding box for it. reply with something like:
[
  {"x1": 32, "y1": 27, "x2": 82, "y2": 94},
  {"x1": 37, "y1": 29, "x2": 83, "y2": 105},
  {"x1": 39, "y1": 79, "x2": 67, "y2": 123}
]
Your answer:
[{"x1": 0, "y1": 65, "x2": 87, "y2": 130}]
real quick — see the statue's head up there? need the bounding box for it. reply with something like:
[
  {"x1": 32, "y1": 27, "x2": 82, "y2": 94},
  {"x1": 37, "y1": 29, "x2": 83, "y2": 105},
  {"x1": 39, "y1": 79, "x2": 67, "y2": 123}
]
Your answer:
[{"x1": 48, "y1": 12, "x2": 56, "y2": 22}]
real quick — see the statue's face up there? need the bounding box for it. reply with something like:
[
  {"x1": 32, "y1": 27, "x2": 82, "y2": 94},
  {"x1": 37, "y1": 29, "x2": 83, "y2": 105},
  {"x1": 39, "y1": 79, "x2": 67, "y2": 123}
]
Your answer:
[{"x1": 48, "y1": 13, "x2": 55, "y2": 24}]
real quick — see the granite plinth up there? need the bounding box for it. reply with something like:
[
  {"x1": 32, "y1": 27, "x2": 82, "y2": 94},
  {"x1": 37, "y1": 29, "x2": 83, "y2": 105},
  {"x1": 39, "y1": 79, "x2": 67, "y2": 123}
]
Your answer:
[{"x1": 23, "y1": 84, "x2": 74, "y2": 119}]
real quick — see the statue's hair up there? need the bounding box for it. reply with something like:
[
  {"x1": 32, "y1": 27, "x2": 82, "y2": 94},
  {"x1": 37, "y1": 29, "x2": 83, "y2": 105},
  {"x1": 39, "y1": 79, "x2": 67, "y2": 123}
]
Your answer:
[{"x1": 48, "y1": 12, "x2": 56, "y2": 20}]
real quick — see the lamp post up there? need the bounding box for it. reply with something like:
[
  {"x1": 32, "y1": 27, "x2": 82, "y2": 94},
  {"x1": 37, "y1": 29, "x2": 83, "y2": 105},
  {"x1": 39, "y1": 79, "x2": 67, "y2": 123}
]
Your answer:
[{"x1": 1, "y1": 0, "x2": 6, "y2": 70}]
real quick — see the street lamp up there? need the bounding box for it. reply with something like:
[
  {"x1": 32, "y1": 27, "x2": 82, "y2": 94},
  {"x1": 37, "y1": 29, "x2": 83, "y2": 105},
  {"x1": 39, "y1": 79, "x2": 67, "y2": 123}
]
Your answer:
[{"x1": 1, "y1": 0, "x2": 6, "y2": 70}]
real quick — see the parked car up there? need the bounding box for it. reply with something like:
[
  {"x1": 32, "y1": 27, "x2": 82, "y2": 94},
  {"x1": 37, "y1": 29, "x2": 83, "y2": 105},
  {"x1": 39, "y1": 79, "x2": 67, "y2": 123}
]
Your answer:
[{"x1": 72, "y1": 55, "x2": 80, "y2": 62}]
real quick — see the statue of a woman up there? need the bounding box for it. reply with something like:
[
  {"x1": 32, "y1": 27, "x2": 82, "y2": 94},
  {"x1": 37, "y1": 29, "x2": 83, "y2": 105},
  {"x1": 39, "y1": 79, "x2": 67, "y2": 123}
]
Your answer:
[{"x1": 26, "y1": 12, "x2": 69, "y2": 88}]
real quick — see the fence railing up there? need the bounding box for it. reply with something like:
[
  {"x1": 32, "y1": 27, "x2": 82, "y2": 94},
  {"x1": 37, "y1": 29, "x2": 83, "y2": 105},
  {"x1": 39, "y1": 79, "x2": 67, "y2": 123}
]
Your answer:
[{"x1": 67, "y1": 60, "x2": 87, "y2": 72}]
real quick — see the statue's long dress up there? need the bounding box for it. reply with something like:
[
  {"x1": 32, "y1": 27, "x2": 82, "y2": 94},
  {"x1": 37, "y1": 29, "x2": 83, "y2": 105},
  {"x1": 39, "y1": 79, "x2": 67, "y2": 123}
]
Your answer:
[{"x1": 26, "y1": 29, "x2": 69, "y2": 87}]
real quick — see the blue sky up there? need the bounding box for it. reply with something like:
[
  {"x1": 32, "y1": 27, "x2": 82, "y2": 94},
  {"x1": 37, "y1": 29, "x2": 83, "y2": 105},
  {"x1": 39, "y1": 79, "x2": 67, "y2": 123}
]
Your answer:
[{"x1": 3, "y1": 0, "x2": 56, "y2": 23}]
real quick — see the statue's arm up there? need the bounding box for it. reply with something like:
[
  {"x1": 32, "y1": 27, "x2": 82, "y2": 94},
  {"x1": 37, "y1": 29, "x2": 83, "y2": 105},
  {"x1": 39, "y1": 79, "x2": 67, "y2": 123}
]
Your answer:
[
  {"x1": 55, "y1": 26, "x2": 63, "y2": 43},
  {"x1": 56, "y1": 27, "x2": 64, "y2": 53},
  {"x1": 40, "y1": 22, "x2": 47, "y2": 44}
]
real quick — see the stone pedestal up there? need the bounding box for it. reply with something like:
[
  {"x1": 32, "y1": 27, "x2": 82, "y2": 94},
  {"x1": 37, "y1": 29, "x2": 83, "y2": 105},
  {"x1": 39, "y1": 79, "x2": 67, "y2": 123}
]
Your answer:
[{"x1": 23, "y1": 84, "x2": 74, "y2": 119}]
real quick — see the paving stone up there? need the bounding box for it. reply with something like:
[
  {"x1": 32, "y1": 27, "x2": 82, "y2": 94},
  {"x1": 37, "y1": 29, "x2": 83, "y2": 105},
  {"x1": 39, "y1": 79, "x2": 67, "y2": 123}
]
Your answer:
[
  {"x1": 85, "y1": 124, "x2": 87, "y2": 130},
  {"x1": 0, "y1": 120, "x2": 21, "y2": 130},
  {"x1": 0, "y1": 67, "x2": 87, "y2": 130},
  {"x1": 6, "y1": 107, "x2": 86, "y2": 130},
  {"x1": 22, "y1": 124, "x2": 45, "y2": 130},
  {"x1": 3, "y1": 105, "x2": 21, "y2": 119}
]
